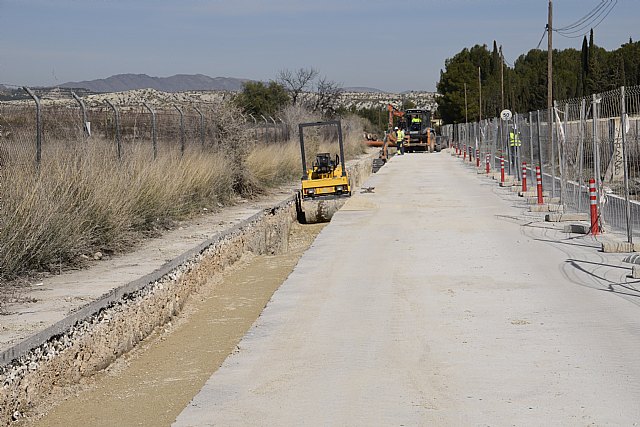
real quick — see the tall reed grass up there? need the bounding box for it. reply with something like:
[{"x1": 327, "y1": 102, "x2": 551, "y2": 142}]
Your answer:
[{"x1": 0, "y1": 106, "x2": 366, "y2": 285}]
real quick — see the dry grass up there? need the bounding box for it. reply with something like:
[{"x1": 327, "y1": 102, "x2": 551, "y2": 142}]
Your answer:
[
  {"x1": 0, "y1": 142, "x2": 234, "y2": 280},
  {"x1": 0, "y1": 104, "x2": 368, "y2": 286}
]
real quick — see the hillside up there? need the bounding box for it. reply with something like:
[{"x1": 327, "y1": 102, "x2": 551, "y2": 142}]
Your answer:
[{"x1": 60, "y1": 73, "x2": 250, "y2": 93}]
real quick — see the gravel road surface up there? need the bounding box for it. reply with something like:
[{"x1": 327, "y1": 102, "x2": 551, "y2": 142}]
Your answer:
[{"x1": 175, "y1": 152, "x2": 640, "y2": 426}]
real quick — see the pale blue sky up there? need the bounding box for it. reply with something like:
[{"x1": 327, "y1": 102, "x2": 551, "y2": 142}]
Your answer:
[{"x1": 0, "y1": 0, "x2": 636, "y2": 92}]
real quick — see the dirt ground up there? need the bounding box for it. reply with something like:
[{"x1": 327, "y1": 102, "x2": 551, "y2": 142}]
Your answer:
[{"x1": 23, "y1": 222, "x2": 325, "y2": 427}]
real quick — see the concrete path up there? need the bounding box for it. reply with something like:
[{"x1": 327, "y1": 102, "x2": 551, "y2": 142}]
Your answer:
[{"x1": 174, "y1": 152, "x2": 640, "y2": 426}]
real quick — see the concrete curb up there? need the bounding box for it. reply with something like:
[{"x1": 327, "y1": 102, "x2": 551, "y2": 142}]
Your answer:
[
  {"x1": 530, "y1": 204, "x2": 564, "y2": 213},
  {"x1": 527, "y1": 197, "x2": 560, "y2": 205},
  {"x1": 563, "y1": 224, "x2": 591, "y2": 234},
  {"x1": 601, "y1": 239, "x2": 640, "y2": 253},
  {"x1": 547, "y1": 213, "x2": 589, "y2": 222}
]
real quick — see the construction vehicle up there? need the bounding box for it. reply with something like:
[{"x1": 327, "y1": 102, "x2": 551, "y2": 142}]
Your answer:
[
  {"x1": 387, "y1": 104, "x2": 405, "y2": 129},
  {"x1": 296, "y1": 120, "x2": 351, "y2": 224},
  {"x1": 403, "y1": 109, "x2": 438, "y2": 153}
]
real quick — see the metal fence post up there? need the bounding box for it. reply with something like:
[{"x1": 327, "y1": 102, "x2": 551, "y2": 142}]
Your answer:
[
  {"x1": 174, "y1": 105, "x2": 185, "y2": 156},
  {"x1": 71, "y1": 92, "x2": 89, "y2": 141},
  {"x1": 555, "y1": 100, "x2": 567, "y2": 205},
  {"x1": 577, "y1": 99, "x2": 586, "y2": 212},
  {"x1": 143, "y1": 102, "x2": 157, "y2": 159},
  {"x1": 536, "y1": 110, "x2": 543, "y2": 172},
  {"x1": 194, "y1": 106, "x2": 205, "y2": 147},
  {"x1": 529, "y1": 111, "x2": 535, "y2": 187},
  {"x1": 105, "y1": 100, "x2": 121, "y2": 160},
  {"x1": 620, "y1": 86, "x2": 632, "y2": 243},
  {"x1": 494, "y1": 120, "x2": 500, "y2": 170},
  {"x1": 551, "y1": 105, "x2": 556, "y2": 198},
  {"x1": 506, "y1": 118, "x2": 513, "y2": 176},
  {"x1": 279, "y1": 118, "x2": 287, "y2": 141},
  {"x1": 22, "y1": 87, "x2": 42, "y2": 168},
  {"x1": 515, "y1": 114, "x2": 521, "y2": 179},
  {"x1": 270, "y1": 116, "x2": 277, "y2": 143},
  {"x1": 592, "y1": 94, "x2": 602, "y2": 228},
  {"x1": 249, "y1": 114, "x2": 258, "y2": 141},
  {"x1": 261, "y1": 115, "x2": 268, "y2": 143}
]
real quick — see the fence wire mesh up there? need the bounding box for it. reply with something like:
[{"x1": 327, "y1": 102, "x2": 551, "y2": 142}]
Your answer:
[
  {"x1": 0, "y1": 91, "x2": 290, "y2": 168},
  {"x1": 442, "y1": 85, "x2": 640, "y2": 242}
]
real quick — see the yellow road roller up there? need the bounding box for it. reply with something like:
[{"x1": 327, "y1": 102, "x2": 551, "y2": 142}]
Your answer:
[{"x1": 296, "y1": 120, "x2": 351, "y2": 224}]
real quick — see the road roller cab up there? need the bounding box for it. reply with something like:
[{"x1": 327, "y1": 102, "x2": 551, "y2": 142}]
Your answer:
[{"x1": 297, "y1": 120, "x2": 351, "y2": 223}]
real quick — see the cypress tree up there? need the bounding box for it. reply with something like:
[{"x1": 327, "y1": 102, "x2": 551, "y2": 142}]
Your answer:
[
  {"x1": 586, "y1": 29, "x2": 604, "y2": 94},
  {"x1": 580, "y1": 36, "x2": 589, "y2": 96}
]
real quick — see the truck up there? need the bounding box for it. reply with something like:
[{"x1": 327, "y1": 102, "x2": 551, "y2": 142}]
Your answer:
[{"x1": 403, "y1": 109, "x2": 438, "y2": 153}]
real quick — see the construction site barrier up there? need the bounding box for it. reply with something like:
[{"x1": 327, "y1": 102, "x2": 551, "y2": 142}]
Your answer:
[
  {"x1": 536, "y1": 166, "x2": 544, "y2": 205},
  {"x1": 590, "y1": 178, "x2": 599, "y2": 235}
]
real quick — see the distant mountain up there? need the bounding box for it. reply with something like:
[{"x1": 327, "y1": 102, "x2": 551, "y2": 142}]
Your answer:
[
  {"x1": 60, "y1": 73, "x2": 250, "y2": 93},
  {"x1": 343, "y1": 86, "x2": 385, "y2": 93}
]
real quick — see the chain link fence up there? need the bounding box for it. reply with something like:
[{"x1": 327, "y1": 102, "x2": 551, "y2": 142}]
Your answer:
[
  {"x1": 0, "y1": 88, "x2": 290, "y2": 168},
  {"x1": 442, "y1": 85, "x2": 640, "y2": 242}
]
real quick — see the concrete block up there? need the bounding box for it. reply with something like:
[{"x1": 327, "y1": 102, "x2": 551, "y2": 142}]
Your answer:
[
  {"x1": 526, "y1": 197, "x2": 560, "y2": 205},
  {"x1": 562, "y1": 224, "x2": 590, "y2": 234},
  {"x1": 632, "y1": 265, "x2": 640, "y2": 279},
  {"x1": 601, "y1": 241, "x2": 637, "y2": 253},
  {"x1": 548, "y1": 204, "x2": 564, "y2": 212},
  {"x1": 529, "y1": 205, "x2": 550, "y2": 212},
  {"x1": 519, "y1": 191, "x2": 550, "y2": 198},
  {"x1": 546, "y1": 213, "x2": 589, "y2": 222}
]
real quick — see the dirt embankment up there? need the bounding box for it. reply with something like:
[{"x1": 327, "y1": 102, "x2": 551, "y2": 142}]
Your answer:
[{"x1": 1, "y1": 200, "x2": 296, "y2": 424}]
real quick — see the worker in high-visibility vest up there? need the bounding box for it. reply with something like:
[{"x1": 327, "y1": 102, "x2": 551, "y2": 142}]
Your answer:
[
  {"x1": 396, "y1": 127, "x2": 405, "y2": 155},
  {"x1": 509, "y1": 130, "x2": 522, "y2": 179},
  {"x1": 509, "y1": 131, "x2": 521, "y2": 147},
  {"x1": 410, "y1": 116, "x2": 422, "y2": 131}
]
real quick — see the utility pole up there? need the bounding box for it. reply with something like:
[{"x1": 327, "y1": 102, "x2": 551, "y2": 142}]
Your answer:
[
  {"x1": 478, "y1": 67, "x2": 482, "y2": 122},
  {"x1": 547, "y1": 0, "x2": 553, "y2": 169},
  {"x1": 464, "y1": 82, "x2": 468, "y2": 123},
  {"x1": 500, "y1": 46, "x2": 505, "y2": 112}
]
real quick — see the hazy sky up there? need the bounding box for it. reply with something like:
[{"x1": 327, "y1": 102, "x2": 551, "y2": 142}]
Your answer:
[{"x1": 0, "y1": 0, "x2": 636, "y2": 93}]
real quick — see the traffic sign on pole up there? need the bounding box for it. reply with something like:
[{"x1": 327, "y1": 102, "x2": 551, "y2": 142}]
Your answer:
[{"x1": 500, "y1": 109, "x2": 512, "y2": 121}]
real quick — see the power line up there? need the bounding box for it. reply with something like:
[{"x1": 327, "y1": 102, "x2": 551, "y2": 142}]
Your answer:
[
  {"x1": 555, "y1": 1, "x2": 615, "y2": 35},
  {"x1": 554, "y1": 0, "x2": 618, "y2": 39},
  {"x1": 555, "y1": 0, "x2": 610, "y2": 32},
  {"x1": 536, "y1": 27, "x2": 548, "y2": 50}
]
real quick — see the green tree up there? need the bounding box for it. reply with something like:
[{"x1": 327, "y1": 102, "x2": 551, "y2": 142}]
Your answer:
[
  {"x1": 437, "y1": 44, "x2": 493, "y2": 124},
  {"x1": 234, "y1": 81, "x2": 290, "y2": 117},
  {"x1": 585, "y1": 29, "x2": 606, "y2": 95}
]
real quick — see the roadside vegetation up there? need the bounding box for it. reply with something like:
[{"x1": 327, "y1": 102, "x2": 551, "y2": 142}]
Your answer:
[
  {"x1": 0, "y1": 80, "x2": 367, "y2": 288},
  {"x1": 437, "y1": 30, "x2": 640, "y2": 124}
]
